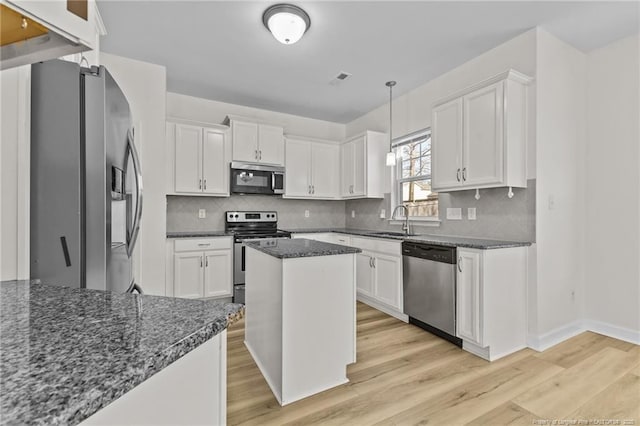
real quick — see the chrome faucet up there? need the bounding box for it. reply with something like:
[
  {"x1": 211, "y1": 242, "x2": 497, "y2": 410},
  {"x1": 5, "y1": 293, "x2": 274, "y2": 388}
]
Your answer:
[{"x1": 392, "y1": 205, "x2": 411, "y2": 235}]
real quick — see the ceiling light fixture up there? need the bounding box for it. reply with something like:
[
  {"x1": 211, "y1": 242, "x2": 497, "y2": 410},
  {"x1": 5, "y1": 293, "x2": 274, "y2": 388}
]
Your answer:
[
  {"x1": 385, "y1": 81, "x2": 397, "y2": 167},
  {"x1": 262, "y1": 4, "x2": 311, "y2": 45}
]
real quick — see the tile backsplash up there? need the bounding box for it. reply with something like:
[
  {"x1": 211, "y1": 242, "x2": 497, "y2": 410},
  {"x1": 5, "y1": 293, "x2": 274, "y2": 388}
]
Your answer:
[
  {"x1": 166, "y1": 195, "x2": 347, "y2": 232},
  {"x1": 166, "y1": 180, "x2": 535, "y2": 242},
  {"x1": 345, "y1": 179, "x2": 536, "y2": 242}
]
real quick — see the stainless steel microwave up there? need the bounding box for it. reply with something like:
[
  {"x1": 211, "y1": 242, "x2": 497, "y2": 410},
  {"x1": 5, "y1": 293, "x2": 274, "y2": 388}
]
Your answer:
[{"x1": 230, "y1": 162, "x2": 285, "y2": 195}]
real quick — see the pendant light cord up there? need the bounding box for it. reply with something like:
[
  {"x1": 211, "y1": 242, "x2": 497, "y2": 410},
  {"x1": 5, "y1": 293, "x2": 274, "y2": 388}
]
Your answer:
[{"x1": 386, "y1": 81, "x2": 396, "y2": 151}]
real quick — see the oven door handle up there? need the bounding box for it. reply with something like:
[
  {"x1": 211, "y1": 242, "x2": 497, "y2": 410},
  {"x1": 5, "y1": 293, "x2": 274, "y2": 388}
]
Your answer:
[
  {"x1": 271, "y1": 172, "x2": 276, "y2": 192},
  {"x1": 241, "y1": 245, "x2": 246, "y2": 272}
]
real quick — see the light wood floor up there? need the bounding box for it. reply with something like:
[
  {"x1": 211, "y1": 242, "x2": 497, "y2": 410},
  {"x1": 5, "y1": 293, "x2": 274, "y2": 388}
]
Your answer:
[{"x1": 227, "y1": 302, "x2": 640, "y2": 425}]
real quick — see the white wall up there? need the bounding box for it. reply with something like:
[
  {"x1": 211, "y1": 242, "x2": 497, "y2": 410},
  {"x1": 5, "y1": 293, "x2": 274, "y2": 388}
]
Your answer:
[
  {"x1": 101, "y1": 53, "x2": 167, "y2": 296},
  {"x1": 0, "y1": 66, "x2": 30, "y2": 281},
  {"x1": 167, "y1": 92, "x2": 345, "y2": 141},
  {"x1": 585, "y1": 35, "x2": 640, "y2": 336},
  {"x1": 532, "y1": 29, "x2": 588, "y2": 339}
]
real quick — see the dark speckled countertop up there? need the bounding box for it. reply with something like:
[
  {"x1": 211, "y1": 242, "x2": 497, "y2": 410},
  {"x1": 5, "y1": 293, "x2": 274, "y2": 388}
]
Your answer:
[
  {"x1": 0, "y1": 280, "x2": 243, "y2": 426},
  {"x1": 285, "y1": 228, "x2": 531, "y2": 249},
  {"x1": 246, "y1": 238, "x2": 361, "y2": 259}
]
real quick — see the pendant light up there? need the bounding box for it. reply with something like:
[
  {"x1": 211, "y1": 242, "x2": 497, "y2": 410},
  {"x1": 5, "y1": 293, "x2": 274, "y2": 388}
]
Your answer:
[
  {"x1": 385, "y1": 81, "x2": 397, "y2": 166},
  {"x1": 262, "y1": 4, "x2": 311, "y2": 45}
]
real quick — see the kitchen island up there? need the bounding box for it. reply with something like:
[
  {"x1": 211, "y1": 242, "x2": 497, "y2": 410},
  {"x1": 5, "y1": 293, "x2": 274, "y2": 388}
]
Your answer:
[
  {"x1": 0, "y1": 280, "x2": 243, "y2": 425},
  {"x1": 244, "y1": 238, "x2": 361, "y2": 405}
]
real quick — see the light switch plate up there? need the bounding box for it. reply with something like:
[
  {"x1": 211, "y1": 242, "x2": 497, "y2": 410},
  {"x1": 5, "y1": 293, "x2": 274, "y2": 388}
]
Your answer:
[
  {"x1": 446, "y1": 208, "x2": 462, "y2": 220},
  {"x1": 351, "y1": 210, "x2": 355, "y2": 218},
  {"x1": 380, "y1": 209, "x2": 386, "y2": 219},
  {"x1": 468, "y1": 208, "x2": 476, "y2": 220},
  {"x1": 198, "y1": 209, "x2": 206, "y2": 219},
  {"x1": 304, "y1": 210, "x2": 310, "y2": 218}
]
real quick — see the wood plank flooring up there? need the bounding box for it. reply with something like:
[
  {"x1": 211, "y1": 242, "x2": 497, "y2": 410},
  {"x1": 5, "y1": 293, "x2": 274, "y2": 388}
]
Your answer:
[{"x1": 227, "y1": 302, "x2": 640, "y2": 425}]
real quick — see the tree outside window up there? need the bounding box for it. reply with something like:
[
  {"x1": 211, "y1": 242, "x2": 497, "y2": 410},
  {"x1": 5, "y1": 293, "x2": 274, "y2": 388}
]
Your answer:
[{"x1": 394, "y1": 129, "x2": 438, "y2": 218}]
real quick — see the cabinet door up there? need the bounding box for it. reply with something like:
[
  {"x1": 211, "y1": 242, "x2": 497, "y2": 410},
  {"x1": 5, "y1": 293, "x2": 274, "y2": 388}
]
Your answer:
[
  {"x1": 174, "y1": 253, "x2": 204, "y2": 299},
  {"x1": 340, "y1": 142, "x2": 354, "y2": 197},
  {"x1": 356, "y1": 252, "x2": 374, "y2": 296},
  {"x1": 284, "y1": 139, "x2": 311, "y2": 197},
  {"x1": 463, "y1": 82, "x2": 504, "y2": 186},
  {"x1": 311, "y1": 143, "x2": 340, "y2": 198},
  {"x1": 351, "y1": 136, "x2": 366, "y2": 196},
  {"x1": 202, "y1": 129, "x2": 227, "y2": 195},
  {"x1": 373, "y1": 254, "x2": 402, "y2": 310},
  {"x1": 175, "y1": 124, "x2": 203, "y2": 193},
  {"x1": 456, "y1": 249, "x2": 483, "y2": 346},
  {"x1": 257, "y1": 124, "x2": 284, "y2": 165},
  {"x1": 432, "y1": 98, "x2": 463, "y2": 190},
  {"x1": 232, "y1": 121, "x2": 258, "y2": 162},
  {"x1": 204, "y1": 251, "x2": 232, "y2": 298}
]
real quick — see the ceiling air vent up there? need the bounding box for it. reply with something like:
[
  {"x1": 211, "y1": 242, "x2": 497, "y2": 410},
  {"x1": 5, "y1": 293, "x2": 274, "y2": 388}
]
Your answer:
[{"x1": 329, "y1": 71, "x2": 352, "y2": 86}]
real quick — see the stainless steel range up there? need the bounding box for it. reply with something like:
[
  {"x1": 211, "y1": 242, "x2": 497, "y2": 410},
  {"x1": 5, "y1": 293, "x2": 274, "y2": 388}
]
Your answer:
[{"x1": 226, "y1": 211, "x2": 291, "y2": 303}]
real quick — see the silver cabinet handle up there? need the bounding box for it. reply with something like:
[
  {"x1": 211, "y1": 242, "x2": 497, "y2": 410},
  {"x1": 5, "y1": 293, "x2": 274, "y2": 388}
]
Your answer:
[
  {"x1": 462, "y1": 168, "x2": 467, "y2": 181},
  {"x1": 372, "y1": 258, "x2": 376, "y2": 268},
  {"x1": 456, "y1": 169, "x2": 461, "y2": 182},
  {"x1": 255, "y1": 149, "x2": 258, "y2": 160},
  {"x1": 205, "y1": 257, "x2": 209, "y2": 267},
  {"x1": 197, "y1": 243, "x2": 211, "y2": 247},
  {"x1": 369, "y1": 257, "x2": 373, "y2": 268},
  {"x1": 203, "y1": 179, "x2": 207, "y2": 190},
  {"x1": 199, "y1": 179, "x2": 202, "y2": 190},
  {"x1": 200, "y1": 256, "x2": 203, "y2": 268},
  {"x1": 259, "y1": 150, "x2": 262, "y2": 160},
  {"x1": 458, "y1": 256, "x2": 462, "y2": 272},
  {"x1": 308, "y1": 185, "x2": 311, "y2": 194},
  {"x1": 312, "y1": 185, "x2": 315, "y2": 194}
]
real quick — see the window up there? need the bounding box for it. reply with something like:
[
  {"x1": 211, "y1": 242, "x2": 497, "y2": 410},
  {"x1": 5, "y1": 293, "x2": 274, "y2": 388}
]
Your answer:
[{"x1": 393, "y1": 128, "x2": 438, "y2": 219}]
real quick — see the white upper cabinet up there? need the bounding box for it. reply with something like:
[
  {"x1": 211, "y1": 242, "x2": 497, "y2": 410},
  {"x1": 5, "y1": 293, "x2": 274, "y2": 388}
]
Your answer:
[
  {"x1": 431, "y1": 70, "x2": 531, "y2": 192},
  {"x1": 284, "y1": 136, "x2": 340, "y2": 199},
  {"x1": 340, "y1": 131, "x2": 386, "y2": 199},
  {"x1": 1, "y1": 0, "x2": 103, "y2": 70},
  {"x1": 225, "y1": 117, "x2": 284, "y2": 166},
  {"x1": 167, "y1": 121, "x2": 229, "y2": 197}
]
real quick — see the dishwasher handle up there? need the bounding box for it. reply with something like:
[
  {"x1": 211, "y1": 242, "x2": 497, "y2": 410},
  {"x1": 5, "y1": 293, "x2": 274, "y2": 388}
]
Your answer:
[{"x1": 402, "y1": 241, "x2": 456, "y2": 264}]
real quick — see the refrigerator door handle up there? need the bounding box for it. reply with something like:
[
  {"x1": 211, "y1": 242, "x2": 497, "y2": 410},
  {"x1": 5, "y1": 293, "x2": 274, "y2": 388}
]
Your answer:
[{"x1": 126, "y1": 129, "x2": 144, "y2": 258}]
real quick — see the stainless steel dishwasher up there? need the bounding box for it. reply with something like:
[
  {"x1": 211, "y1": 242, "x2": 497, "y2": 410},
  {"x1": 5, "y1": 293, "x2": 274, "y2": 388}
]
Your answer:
[{"x1": 402, "y1": 241, "x2": 462, "y2": 347}]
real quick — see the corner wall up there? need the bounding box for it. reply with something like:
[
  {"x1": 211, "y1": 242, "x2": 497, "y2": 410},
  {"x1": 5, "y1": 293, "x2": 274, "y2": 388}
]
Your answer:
[
  {"x1": 531, "y1": 29, "x2": 587, "y2": 341},
  {"x1": 585, "y1": 35, "x2": 640, "y2": 338}
]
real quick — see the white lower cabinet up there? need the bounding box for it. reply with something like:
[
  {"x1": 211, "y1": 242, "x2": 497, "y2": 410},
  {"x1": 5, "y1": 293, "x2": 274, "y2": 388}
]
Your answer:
[
  {"x1": 455, "y1": 247, "x2": 528, "y2": 361},
  {"x1": 355, "y1": 252, "x2": 374, "y2": 296},
  {"x1": 166, "y1": 237, "x2": 233, "y2": 299}
]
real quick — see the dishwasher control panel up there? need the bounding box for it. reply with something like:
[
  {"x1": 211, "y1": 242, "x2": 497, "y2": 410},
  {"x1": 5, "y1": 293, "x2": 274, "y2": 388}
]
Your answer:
[{"x1": 401, "y1": 242, "x2": 456, "y2": 264}]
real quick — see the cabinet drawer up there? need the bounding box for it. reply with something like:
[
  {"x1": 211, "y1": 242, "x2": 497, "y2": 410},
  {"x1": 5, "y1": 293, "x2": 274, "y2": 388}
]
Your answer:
[
  {"x1": 174, "y1": 237, "x2": 231, "y2": 252},
  {"x1": 350, "y1": 236, "x2": 401, "y2": 256}
]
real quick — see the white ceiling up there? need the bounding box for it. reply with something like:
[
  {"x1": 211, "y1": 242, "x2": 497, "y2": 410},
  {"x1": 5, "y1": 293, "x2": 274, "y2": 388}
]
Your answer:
[{"x1": 98, "y1": 1, "x2": 639, "y2": 123}]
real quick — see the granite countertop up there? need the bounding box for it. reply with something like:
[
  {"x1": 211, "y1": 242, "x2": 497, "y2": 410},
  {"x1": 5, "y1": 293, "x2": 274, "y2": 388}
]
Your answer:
[
  {"x1": 285, "y1": 228, "x2": 531, "y2": 249},
  {"x1": 0, "y1": 280, "x2": 243, "y2": 426},
  {"x1": 166, "y1": 230, "x2": 231, "y2": 238},
  {"x1": 246, "y1": 238, "x2": 362, "y2": 259}
]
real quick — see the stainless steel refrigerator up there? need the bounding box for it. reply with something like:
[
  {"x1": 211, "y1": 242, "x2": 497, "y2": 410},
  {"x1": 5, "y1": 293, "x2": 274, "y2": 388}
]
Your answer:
[{"x1": 30, "y1": 59, "x2": 143, "y2": 293}]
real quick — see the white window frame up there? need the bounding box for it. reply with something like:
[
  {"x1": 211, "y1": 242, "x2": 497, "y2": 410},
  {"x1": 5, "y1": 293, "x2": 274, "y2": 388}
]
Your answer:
[{"x1": 391, "y1": 128, "x2": 439, "y2": 222}]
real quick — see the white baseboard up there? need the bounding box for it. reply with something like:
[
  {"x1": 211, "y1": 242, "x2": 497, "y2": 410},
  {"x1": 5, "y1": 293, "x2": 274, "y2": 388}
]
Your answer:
[
  {"x1": 583, "y1": 319, "x2": 640, "y2": 345},
  {"x1": 527, "y1": 319, "x2": 640, "y2": 352},
  {"x1": 527, "y1": 320, "x2": 587, "y2": 352},
  {"x1": 356, "y1": 293, "x2": 408, "y2": 322}
]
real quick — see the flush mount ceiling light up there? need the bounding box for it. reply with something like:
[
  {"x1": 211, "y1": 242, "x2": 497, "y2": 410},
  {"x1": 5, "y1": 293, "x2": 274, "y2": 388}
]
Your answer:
[{"x1": 262, "y1": 4, "x2": 311, "y2": 45}]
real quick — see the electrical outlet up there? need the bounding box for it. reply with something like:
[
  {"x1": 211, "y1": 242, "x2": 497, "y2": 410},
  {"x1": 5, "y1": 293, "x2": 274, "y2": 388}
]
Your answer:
[
  {"x1": 304, "y1": 210, "x2": 310, "y2": 218},
  {"x1": 380, "y1": 209, "x2": 386, "y2": 219},
  {"x1": 351, "y1": 210, "x2": 356, "y2": 218},
  {"x1": 468, "y1": 208, "x2": 476, "y2": 220},
  {"x1": 446, "y1": 208, "x2": 462, "y2": 220},
  {"x1": 198, "y1": 209, "x2": 206, "y2": 219}
]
